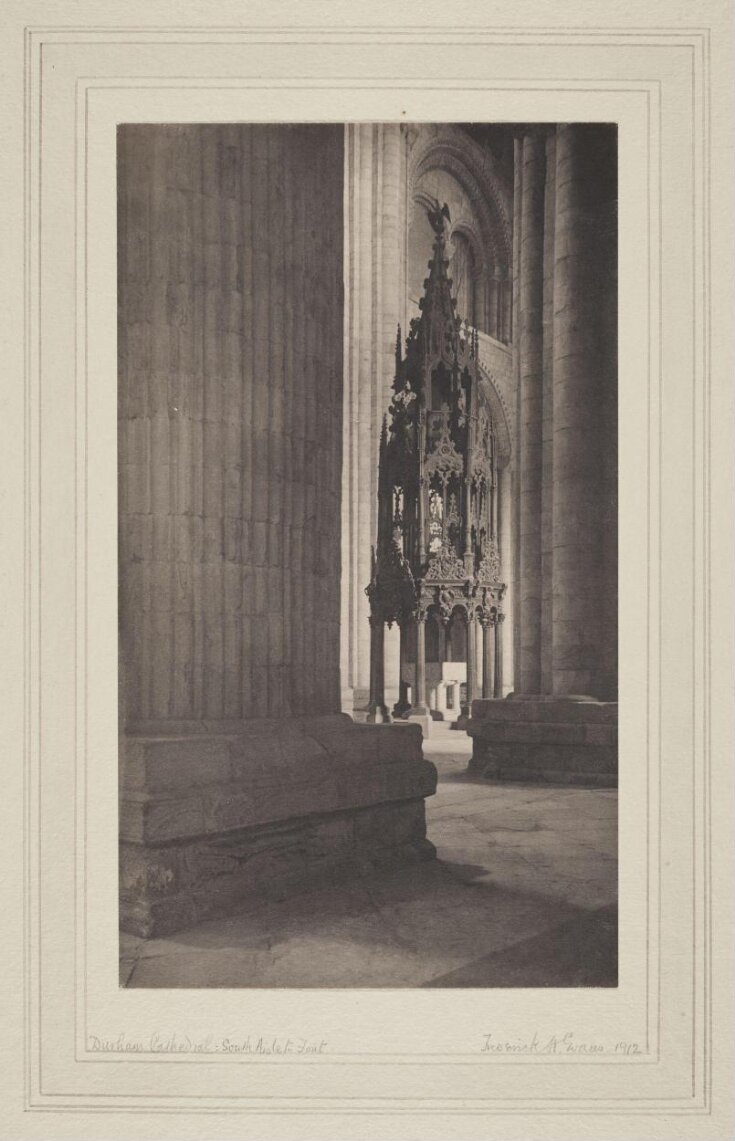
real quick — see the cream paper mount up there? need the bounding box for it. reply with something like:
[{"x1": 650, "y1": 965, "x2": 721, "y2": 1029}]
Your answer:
[{"x1": 1, "y1": 1, "x2": 733, "y2": 1138}]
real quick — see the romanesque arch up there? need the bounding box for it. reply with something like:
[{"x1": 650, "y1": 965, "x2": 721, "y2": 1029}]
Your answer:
[{"x1": 409, "y1": 126, "x2": 512, "y2": 275}]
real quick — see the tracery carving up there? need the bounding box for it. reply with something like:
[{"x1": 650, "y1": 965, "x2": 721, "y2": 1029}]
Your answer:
[
  {"x1": 425, "y1": 422, "x2": 464, "y2": 482},
  {"x1": 477, "y1": 537, "x2": 501, "y2": 583},
  {"x1": 424, "y1": 544, "x2": 467, "y2": 584}
]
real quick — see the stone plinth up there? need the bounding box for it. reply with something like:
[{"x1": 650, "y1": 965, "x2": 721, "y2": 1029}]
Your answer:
[
  {"x1": 467, "y1": 698, "x2": 617, "y2": 786},
  {"x1": 120, "y1": 714, "x2": 437, "y2": 937}
]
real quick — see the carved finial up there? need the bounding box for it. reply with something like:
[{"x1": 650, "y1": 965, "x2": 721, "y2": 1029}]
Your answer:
[{"x1": 426, "y1": 197, "x2": 451, "y2": 237}]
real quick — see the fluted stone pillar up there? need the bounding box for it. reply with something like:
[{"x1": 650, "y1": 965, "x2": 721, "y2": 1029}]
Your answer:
[
  {"x1": 466, "y1": 611, "x2": 477, "y2": 709},
  {"x1": 414, "y1": 615, "x2": 429, "y2": 715},
  {"x1": 367, "y1": 616, "x2": 388, "y2": 722},
  {"x1": 482, "y1": 620, "x2": 494, "y2": 699},
  {"x1": 494, "y1": 615, "x2": 505, "y2": 698},
  {"x1": 393, "y1": 620, "x2": 412, "y2": 718},
  {"x1": 489, "y1": 273, "x2": 512, "y2": 345},
  {"x1": 491, "y1": 479, "x2": 499, "y2": 542},
  {"x1": 118, "y1": 124, "x2": 343, "y2": 730},
  {"x1": 517, "y1": 130, "x2": 546, "y2": 695},
  {"x1": 384, "y1": 622, "x2": 401, "y2": 710},
  {"x1": 540, "y1": 129, "x2": 556, "y2": 694},
  {"x1": 598, "y1": 131, "x2": 619, "y2": 703},
  {"x1": 475, "y1": 619, "x2": 484, "y2": 695},
  {"x1": 511, "y1": 137, "x2": 523, "y2": 692},
  {"x1": 501, "y1": 276, "x2": 513, "y2": 344},
  {"x1": 552, "y1": 125, "x2": 603, "y2": 696},
  {"x1": 600, "y1": 292, "x2": 619, "y2": 699},
  {"x1": 498, "y1": 465, "x2": 513, "y2": 696},
  {"x1": 341, "y1": 124, "x2": 409, "y2": 712},
  {"x1": 487, "y1": 276, "x2": 499, "y2": 339},
  {"x1": 469, "y1": 124, "x2": 617, "y2": 786}
]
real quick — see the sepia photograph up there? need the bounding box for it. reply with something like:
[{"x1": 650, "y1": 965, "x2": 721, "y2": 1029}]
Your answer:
[
  {"x1": 117, "y1": 121, "x2": 618, "y2": 989},
  {"x1": 4, "y1": 0, "x2": 734, "y2": 1133}
]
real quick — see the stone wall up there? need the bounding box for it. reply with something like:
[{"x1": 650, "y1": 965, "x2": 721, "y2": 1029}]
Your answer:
[{"x1": 118, "y1": 124, "x2": 344, "y2": 729}]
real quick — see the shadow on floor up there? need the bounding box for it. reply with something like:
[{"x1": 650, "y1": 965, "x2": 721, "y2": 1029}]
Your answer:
[
  {"x1": 423, "y1": 902, "x2": 618, "y2": 987},
  {"x1": 121, "y1": 858, "x2": 617, "y2": 989}
]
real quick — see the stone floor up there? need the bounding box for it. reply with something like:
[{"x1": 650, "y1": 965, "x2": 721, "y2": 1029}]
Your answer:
[{"x1": 120, "y1": 724, "x2": 617, "y2": 988}]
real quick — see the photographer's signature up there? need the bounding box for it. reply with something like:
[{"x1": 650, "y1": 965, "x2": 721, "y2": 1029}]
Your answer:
[{"x1": 481, "y1": 1032, "x2": 640, "y2": 1056}]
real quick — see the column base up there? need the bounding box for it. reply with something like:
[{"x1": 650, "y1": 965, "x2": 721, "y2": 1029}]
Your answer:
[
  {"x1": 365, "y1": 702, "x2": 391, "y2": 724},
  {"x1": 348, "y1": 687, "x2": 373, "y2": 724},
  {"x1": 120, "y1": 714, "x2": 438, "y2": 938},
  {"x1": 466, "y1": 698, "x2": 618, "y2": 787}
]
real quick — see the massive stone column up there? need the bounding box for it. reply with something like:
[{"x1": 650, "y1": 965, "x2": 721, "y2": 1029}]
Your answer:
[
  {"x1": 540, "y1": 129, "x2": 557, "y2": 694},
  {"x1": 341, "y1": 124, "x2": 408, "y2": 713},
  {"x1": 511, "y1": 137, "x2": 523, "y2": 690},
  {"x1": 501, "y1": 275, "x2": 513, "y2": 345},
  {"x1": 517, "y1": 130, "x2": 546, "y2": 694},
  {"x1": 597, "y1": 132, "x2": 619, "y2": 703},
  {"x1": 468, "y1": 124, "x2": 617, "y2": 786},
  {"x1": 118, "y1": 125, "x2": 437, "y2": 937},
  {"x1": 486, "y1": 275, "x2": 499, "y2": 340},
  {"x1": 551, "y1": 125, "x2": 604, "y2": 696},
  {"x1": 487, "y1": 273, "x2": 512, "y2": 345},
  {"x1": 119, "y1": 125, "x2": 341, "y2": 726},
  {"x1": 497, "y1": 464, "x2": 513, "y2": 696}
]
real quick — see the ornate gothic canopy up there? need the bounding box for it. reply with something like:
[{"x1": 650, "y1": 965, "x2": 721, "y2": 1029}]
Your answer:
[{"x1": 368, "y1": 201, "x2": 506, "y2": 635}]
